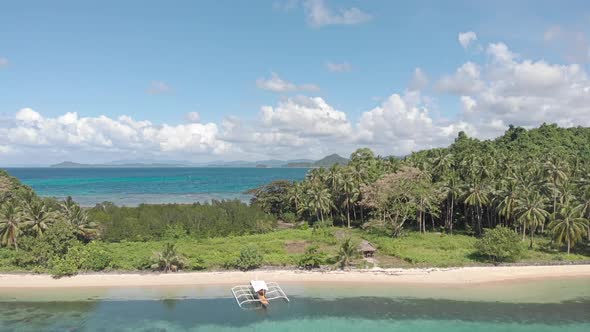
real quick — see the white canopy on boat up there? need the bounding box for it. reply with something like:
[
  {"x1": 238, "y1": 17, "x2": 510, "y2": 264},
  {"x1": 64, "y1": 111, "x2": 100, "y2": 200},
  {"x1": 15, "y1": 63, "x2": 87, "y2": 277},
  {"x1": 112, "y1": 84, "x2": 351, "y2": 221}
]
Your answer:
[{"x1": 250, "y1": 280, "x2": 268, "y2": 292}]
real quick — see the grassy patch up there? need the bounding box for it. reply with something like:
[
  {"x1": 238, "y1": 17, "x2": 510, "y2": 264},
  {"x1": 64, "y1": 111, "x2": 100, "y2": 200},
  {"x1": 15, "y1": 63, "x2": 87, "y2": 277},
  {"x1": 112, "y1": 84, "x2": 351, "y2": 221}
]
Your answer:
[{"x1": 1, "y1": 229, "x2": 588, "y2": 273}]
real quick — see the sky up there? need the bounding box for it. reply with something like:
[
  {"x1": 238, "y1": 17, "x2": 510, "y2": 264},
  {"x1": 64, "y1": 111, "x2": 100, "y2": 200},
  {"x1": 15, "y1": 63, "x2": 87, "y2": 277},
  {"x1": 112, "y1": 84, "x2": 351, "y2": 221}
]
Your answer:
[{"x1": 0, "y1": 0, "x2": 589, "y2": 165}]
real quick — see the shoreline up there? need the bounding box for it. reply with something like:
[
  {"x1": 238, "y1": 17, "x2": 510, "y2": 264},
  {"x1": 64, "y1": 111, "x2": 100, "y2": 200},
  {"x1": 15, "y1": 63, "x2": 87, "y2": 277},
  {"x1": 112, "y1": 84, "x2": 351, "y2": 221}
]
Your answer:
[{"x1": 1, "y1": 265, "x2": 589, "y2": 289}]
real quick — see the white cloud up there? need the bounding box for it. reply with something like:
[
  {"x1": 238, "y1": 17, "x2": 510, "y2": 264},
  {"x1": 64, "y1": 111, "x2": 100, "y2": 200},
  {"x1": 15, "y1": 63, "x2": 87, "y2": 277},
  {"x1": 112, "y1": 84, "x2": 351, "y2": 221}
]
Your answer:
[
  {"x1": 437, "y1": 62, "x2": 484, "y2": 94},
  {"x1": 147, "y1": 81, "x2": 171, "y2": 95},
  {"x1": 0, "y1": 58, "x2": 8, "y2": 68},
  {"x1": 256, "y1": 72, "x2": 320, "y2": 92},
  {"x1": 325, "y1": 62, "x2": 352, "y2": 72},
  {"x1": 355, "y1": 92, "x2": 474, "y2": 155},
  {"x1": 185, "y1": 112, "x2": 201, "y2": 123},
  {"x1": 304, "y1": 0, "x2": 371, "y2": 27},
  {"x1": 1, "y1": 109, "x2": 230, "y2": 157},
  {"x1": 441, "y1": 42, "x2": 590, "y2": 137},
  {"x1": 487, "y1": 42, "x2": 517, "y2": 63},
  {"x1": 0, "y1": 145, "x2": 11, "y2": 153},
  {"x1": 3, "y1": 39, "x2": 588, "y2": 164},
  {"x1": 260, "y1": 96, "x2": 352, "y2": 137},
  {"x1": 409, "y1": 68, "x2": 429, "y2": 90},
  {"x1": 458, "y1": 31, "x2": 477, "y2": 49}
]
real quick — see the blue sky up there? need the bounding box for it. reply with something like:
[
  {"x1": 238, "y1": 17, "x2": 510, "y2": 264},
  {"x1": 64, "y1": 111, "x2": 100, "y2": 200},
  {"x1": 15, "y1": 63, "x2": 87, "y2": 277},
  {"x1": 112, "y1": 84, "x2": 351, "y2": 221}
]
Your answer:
[{"x1": 1, "y1": 0, "x2": 589, "y2": 165}]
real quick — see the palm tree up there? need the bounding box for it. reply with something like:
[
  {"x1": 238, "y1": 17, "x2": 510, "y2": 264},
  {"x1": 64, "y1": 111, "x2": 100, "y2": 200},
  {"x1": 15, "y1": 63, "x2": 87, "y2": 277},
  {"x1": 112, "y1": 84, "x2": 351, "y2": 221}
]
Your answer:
[
  {"x1": 60, "y1": 199, "x2": 99, "y2": 241},
  {"x1": 516, "y1": 193, "x2": 549, "y2": 248},
  {"x1": 335, "y1": 238, "x2": 356, "y2": 269},
  {"x1": 151, "y1": 243, "x2": 186, "y2": 272},
  {"x1": 307, "y1": 185, "x2": 332, "y2": 223},
  {"x1": 60, "y1": 196, "x2": 77, "y2": 215},
  {"x1": 22, "y1": 200, "x2": 57, "y2": 237},
  {"x1": 497, "y1": 179, "x2": 519, "y2": 229},
  {"x1": 548, "y1": 205, "x2": 589, "y2": 255},
  {"x1": 430, "y1": 150, "x2": 454, "y2": 181},
  {"x1": 288, "y1": 182, "x2": 304, "y2": 218},
  {"x1": 576, "y1": 187, "x2": 590, "y2": 240},
  {"x1": 464, "y1": 183, "x2": 489, "y2": 236},
  {"x1": 0, "y1": 201, "x2": 22, "y2": 250},
  {"x1": 544, "y1": 158, "x2": 569, "y2": 215},
  {"x1": 441, "y1": 173, "x2": 461, "y2": 234},
  {"x1": 341, "y1": 170, "x2": 359, "y2": 228}
]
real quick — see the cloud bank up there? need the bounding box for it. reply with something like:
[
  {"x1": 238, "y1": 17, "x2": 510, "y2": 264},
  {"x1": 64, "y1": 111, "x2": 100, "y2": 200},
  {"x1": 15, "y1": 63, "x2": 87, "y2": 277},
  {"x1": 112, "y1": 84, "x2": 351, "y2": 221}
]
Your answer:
[{"x1": 2, "y1": 39, "x2": 588, "y2": 164}]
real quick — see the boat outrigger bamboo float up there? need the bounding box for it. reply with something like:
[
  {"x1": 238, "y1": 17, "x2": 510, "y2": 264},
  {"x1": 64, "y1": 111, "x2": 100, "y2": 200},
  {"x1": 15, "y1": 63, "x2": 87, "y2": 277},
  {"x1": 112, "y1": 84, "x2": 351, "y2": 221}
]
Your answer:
[{"x1": 231, "y1": 281, "x2": 289, "y2": 309}]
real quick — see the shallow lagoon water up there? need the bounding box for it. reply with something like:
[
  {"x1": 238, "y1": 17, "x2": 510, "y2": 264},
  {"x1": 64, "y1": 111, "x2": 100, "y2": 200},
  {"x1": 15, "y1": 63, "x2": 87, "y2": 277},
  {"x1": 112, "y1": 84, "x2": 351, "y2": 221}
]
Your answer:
[
  {"x1": 5, "y1": 168, "x2": 309, "y2": 206},
  {"x1": 1, "y1": 278, "x2": 589, "y2": 331}
]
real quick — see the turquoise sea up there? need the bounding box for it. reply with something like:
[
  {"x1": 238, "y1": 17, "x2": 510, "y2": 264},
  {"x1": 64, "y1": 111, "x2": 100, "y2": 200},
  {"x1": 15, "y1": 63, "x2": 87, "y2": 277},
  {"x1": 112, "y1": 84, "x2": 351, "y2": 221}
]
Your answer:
[
  {"x1": 4, "y1": 168, "x2": 309, "y2": 206},
  {"x1": 0, "y1": 279, "x2": 589, "y2": 331}
]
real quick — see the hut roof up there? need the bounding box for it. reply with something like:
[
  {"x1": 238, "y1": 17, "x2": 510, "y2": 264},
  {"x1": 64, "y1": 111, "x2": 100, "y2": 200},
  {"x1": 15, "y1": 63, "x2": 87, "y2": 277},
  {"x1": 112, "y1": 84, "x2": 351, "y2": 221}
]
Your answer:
[{"x1": 359, "y1": 240, "x2": 376, "y2": 252}]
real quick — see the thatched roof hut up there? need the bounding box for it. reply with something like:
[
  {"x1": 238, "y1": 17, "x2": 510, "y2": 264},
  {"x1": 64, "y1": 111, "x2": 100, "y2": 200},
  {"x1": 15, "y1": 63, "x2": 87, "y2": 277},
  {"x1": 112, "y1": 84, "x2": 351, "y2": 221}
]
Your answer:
[{"x1": 359, "y1": 240, "x2": 377, "y2": 257}]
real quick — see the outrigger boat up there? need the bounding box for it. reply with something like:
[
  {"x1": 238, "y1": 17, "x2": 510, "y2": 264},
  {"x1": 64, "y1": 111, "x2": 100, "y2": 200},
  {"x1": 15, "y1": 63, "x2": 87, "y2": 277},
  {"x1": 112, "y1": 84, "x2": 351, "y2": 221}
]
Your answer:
[{"x1": 231, "y1": 280, "x2": 289, "y2": 309}]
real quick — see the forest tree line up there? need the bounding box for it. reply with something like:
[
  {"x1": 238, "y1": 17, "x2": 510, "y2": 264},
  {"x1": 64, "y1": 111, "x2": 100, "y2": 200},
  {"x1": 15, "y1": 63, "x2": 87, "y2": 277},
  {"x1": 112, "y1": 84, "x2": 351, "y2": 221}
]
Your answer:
[
  {"x1": 0, "y1": 123, "x2": 589, "y2": 276},
  {"x1": 249, "y1": 124, "x2": 590, "y2": 254}
]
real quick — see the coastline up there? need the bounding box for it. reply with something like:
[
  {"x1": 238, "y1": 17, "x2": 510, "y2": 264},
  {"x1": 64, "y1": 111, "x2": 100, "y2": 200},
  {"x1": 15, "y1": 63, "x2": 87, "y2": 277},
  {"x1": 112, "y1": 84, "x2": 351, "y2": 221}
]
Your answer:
[{"x1": 1, "y1": 265, "x2": 589, "y2": 289}]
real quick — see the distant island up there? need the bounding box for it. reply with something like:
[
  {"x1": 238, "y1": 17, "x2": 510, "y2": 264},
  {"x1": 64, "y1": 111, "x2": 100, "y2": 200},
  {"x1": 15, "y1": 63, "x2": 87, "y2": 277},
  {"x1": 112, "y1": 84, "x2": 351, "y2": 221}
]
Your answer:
[
  {"x1": 284, "y1": 154, "x2": 349, "y2": 168},
  {"x1": 50, "y1": 154, "x2": 350, "y2": 168}
]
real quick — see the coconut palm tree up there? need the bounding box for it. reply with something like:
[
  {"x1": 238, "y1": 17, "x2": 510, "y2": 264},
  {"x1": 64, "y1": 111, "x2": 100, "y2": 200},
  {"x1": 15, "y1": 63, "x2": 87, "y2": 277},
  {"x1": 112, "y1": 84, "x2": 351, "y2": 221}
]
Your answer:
[
  {"x1": 516, "y1": 193, "x2": 549, "y2": 248},
  {"x1": 0, "y1": 201, "x2": 22, "y2": 250},
  {"x1": 441, "y1": 173, "x2": 461, "y2": 234},
  {"x1": 335, "y1": 238, "x2": 356, "y2": 269},
  {"x1": 548, "y1": 204, "x2": 589, "y2": 255},
  {"x1": 497, "y1": 179, "x2": 519, "y2": 229},
  {"x1": 340, "y1": 170, "x2": 359, "y2": 228},
  {"x1": 544, "y1": 158, "x2": 569, "y2": 215},
  {"x1": 22, "y1": 200, "x2": 58, "y2": 237},
  {"x1": 307, "y1": 186, "x2": 332, "y2": 223},
  {"x1": 151, "y1": 243, "x2": 186, "y2": 273},
  {"x1": 60, "y1": 196, "x2": 77, "y2": 215},
  {"x1": 464, "y1": 183, "x2": 489, "y2": 236},
  {"x1": 60, "y1": 199, "x2": 99, "y2": 241},
  {"x1": 576, "y1": 187, "x2": 590, "y2": 240},
  {"x1": 430, "y1": 150, "x2": 454, "y2": 181},
  {"x1": 288, "y1": 182, "x2": 304, "y2": 218}
]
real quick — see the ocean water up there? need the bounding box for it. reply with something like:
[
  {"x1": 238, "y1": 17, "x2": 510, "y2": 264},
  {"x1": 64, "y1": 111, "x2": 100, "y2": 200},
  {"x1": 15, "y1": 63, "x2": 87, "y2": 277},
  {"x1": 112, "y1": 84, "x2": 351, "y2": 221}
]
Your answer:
[
  {"x1": 4, "y1": 168, "x2": 309, "y2": 206},
  {"x1": 1, "y1": 279, "x2": 589, "y2": 331}
]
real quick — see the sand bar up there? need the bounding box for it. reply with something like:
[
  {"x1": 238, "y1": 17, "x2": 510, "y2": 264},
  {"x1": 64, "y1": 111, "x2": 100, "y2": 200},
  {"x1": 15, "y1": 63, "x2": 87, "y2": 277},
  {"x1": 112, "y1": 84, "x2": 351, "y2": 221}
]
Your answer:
[{"x1": 1, "y1": 265, "x2": 589, "y2": 289}]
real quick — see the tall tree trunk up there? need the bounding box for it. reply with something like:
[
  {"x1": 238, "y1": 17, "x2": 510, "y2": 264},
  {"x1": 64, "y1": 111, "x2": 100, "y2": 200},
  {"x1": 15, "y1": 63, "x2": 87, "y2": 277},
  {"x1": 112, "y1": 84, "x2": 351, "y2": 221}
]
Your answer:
[
  {"x1": 450, "y1": 196, "x2": 454, "y2": 235},
  {"x1": 529, "y1": 225, "x2": 535, "y2": 249},
  {"x1": 346, "y1": 201, "x2": 351, "y2": 229},
  {"x1": 431, "y1": 214, "x2": 434, "y2": 231},
  {"x1": 417, "y1": 211, "x2": 422, "y2": 232},
  {"x1": 567, "y1": 239, "x2": 570, "y2": 255},
  {"x1": 476, "y1": 206, "x2": 482, "y2": 236},
  {"x1": 360, "y1": 206, "x2": 364, "y2": 223}
]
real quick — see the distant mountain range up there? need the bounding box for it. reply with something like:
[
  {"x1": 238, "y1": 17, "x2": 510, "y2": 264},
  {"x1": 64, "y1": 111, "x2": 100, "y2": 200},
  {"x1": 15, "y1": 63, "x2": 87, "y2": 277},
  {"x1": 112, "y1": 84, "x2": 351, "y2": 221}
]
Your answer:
[{"x1": 50, "y1": 154, "x2": 349, "y2": 168}]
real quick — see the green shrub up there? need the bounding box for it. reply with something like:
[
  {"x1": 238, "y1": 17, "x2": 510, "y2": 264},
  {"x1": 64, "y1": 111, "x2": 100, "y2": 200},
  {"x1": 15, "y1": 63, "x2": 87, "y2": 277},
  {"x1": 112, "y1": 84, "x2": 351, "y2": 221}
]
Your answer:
[
  {"x1": 235, "y1": 245, "x2": 263, "y2": 271},
  {"x1": 13, "y1": 224, "x2": 80, "y2": 269},
  {"x1": 475, "y1": 227, "x2": 524, "y2": 263},
  {"x1": 79, "y1": 242, "x2": 113, "y2": 271},
  {"x1": 282, "y1": 212, "x2": 297, "y2": 223},
  {"x1": 164, "y1": 224, "x2": 188, "y2": 240},
  {"x1": 50, "y1": 255, "x2": 79, "y2": 278},
  {"x1": 297, "y1": 245, "x2": 325, "y2": 269},
  {"x1": 187, "y1": 257, "x2": 206, "y2": 271}
]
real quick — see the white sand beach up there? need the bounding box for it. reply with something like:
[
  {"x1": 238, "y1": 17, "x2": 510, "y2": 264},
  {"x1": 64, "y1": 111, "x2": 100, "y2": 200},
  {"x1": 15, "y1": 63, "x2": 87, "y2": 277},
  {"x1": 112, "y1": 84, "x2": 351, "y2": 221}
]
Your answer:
[{"x1": 1, "y1": 265, "x2": 589, "y2": 289}]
